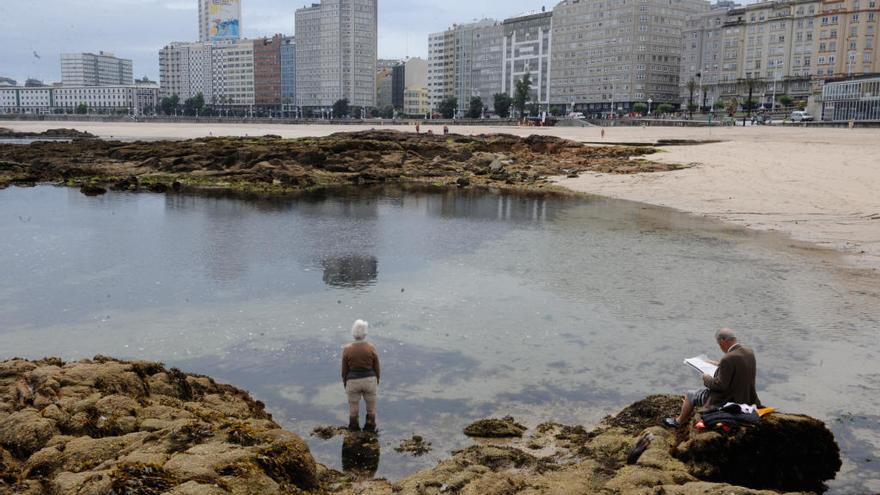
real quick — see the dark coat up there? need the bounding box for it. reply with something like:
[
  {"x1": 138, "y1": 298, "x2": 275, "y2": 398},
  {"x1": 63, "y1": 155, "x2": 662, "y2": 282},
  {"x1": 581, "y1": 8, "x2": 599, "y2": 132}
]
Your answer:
[{"x1": 703, "y1": 344, "x2": 761, "y2": 409}]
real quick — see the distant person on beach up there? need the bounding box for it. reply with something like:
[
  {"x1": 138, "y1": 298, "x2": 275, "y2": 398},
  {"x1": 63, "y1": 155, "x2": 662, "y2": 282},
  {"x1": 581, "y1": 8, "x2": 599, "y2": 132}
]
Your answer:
[
  {"x1": 443, "y1": 125, "x2": 449, "y2": 135},
  {"x1": 415, "y1": 123, "x2": 421, "y2": 134},
  {"x1": 664, "y1": 328, "x2": 760, "y2": 428},
  {"x1": 342, "y1": 320, "x2": 381, "y2": 432}
]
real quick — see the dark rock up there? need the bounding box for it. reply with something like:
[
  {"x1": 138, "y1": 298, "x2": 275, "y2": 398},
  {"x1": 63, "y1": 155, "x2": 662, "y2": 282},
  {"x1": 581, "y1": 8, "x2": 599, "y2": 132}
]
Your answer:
[
  {"x1": 464, "y1": 416, "x2": 527, "y2": 438},
  {"x1": 674, "y1": 411, "x2": 842, "y2": 492},
  {"x1": 456, "y1": 176, "x2": 471, "y2": 187},
  {"x1": 79, "y1": 184, "x2": 107, "y2": 196},
  {"x1": 147, "y1": 183, "x2": 168, "y2": 193},
  {"x1": 394, "y1": 435, "x2": 432, "y2": 456}
]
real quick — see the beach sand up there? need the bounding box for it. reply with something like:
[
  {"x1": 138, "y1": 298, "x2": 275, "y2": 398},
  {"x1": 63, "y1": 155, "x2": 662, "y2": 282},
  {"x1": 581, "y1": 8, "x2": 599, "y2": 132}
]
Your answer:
[{"x1": 4, "y1": 120, "x2": 879, "y2": 269}]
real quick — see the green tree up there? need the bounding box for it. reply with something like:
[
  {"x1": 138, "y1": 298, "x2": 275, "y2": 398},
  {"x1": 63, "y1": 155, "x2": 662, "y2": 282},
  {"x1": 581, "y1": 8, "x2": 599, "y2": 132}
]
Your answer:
[
  {"x1": 713, "y1": 101, "x2": 727, "y2": 110},
  {"x1": 740, "y1": 76, "x2": 760, "y2": 123},
  {"x1": 75, "y1": 103, "x2": 88, "y2": 115},
  {"x1": 378, "y1": 106, "x2": 395, "y2": 119},
  {"x1": 467, "y1": 96, "x2": 483, "y2": 119},
  {"x1": 513, "y1": 73, "x2": 532, "y2": 118},
  {"x1": 493, "y1": 93, "x2": 512, "y2": 118},
  {"x1": 633, "y1": 102, "x2": 648, "y2": 115},
  {"x1": 438, "y1": 97, "x2": 458, "y2": 119},
  {"x1": 687, "y1": 78, "x2": 697, "y2": 118},
  {"x1": 656, "y1": 103, "x2": 674, "y2": 114},
  {"x1": 725, "y1": 97, "x2": 739, "y2": 117},
  {"x1": 160, "y1": 94, "x2": 180, "y2": 115},
  {"x1": 332, "y1": 98, "x2": 350, "y2": 118},
  {"x1": 183, "y1": 93, "x2": 205, "y2": 116},
  {"x1": 778, "y1": 95, "x2": 793, "y2": 107}
]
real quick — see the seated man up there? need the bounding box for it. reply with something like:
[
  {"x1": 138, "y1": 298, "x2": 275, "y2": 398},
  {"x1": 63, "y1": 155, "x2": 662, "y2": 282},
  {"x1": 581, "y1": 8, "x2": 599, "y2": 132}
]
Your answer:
[{"x1": 664, "y1": 328, "x2": 761, "y2": 428}]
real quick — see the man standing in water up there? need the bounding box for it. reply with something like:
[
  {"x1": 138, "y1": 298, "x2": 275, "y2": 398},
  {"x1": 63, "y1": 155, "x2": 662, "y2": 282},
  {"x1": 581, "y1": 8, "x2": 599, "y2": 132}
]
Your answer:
[
  {"x1": 342, "y1": 320, "x2": 381, "y2": 432},
  {"x1": 664, "y1": 328, "x2": 760, "y2": 427}
]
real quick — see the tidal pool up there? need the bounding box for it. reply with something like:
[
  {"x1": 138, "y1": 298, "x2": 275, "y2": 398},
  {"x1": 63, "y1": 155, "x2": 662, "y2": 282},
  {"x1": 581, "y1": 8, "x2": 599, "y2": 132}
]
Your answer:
[{"x1": 0, "y1": 185, "x2": 877, "y2": 492}]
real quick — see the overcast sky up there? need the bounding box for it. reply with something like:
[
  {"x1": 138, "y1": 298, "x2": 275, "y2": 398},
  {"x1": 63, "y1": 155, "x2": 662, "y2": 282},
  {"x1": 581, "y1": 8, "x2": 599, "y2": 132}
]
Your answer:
[{"x1": 0, "y1": 0, "x2": 549, "y2": 84}]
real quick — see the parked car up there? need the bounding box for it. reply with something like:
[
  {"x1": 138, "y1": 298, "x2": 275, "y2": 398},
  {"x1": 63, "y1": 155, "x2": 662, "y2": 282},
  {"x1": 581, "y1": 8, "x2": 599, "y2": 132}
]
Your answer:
[
  {"x1": 568, "y1": 112, "x2": 586, "y2": 120},
  {"x1": 790, "y1": 111, "x2": 814, "y2": 122}
]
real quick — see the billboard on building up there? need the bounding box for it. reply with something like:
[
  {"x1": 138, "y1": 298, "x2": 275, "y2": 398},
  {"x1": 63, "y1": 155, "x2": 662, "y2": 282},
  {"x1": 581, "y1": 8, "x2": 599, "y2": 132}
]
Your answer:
[{"x1": 209, "y1": 0, "x2": 241, "y2": 42}]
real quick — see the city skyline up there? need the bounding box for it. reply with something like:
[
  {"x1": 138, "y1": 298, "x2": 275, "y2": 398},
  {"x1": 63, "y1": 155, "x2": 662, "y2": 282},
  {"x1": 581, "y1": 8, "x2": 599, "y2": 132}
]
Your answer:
[{"x1": 0, "y1": 0, "x2": 548, "y2": 84}]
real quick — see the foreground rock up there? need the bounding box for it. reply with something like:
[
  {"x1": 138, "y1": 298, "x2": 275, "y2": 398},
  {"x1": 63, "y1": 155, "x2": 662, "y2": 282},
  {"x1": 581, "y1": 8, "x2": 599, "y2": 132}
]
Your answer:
[
  {"x1": 329, "y1": 395, "x2": 840, "y2": 495},
  {"x1": 0, "y1": 130, "x2": 672, "y2": 194},
  {"x1": 463, "y1": 416, "x2": 527, "y2": 438},
  {"x1": 0, "y1": 357, "x2": 318, "y2": 494},
  {"x1": 0, "y1": 359, "x2": 840, "y2": 495}
]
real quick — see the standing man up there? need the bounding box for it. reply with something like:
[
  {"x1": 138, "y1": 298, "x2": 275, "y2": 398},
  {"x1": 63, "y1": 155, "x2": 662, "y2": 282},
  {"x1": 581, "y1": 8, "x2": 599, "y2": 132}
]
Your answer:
[
  {"x1": 342, "y1": 320, "x2": 381, "y2": 432},
  {"x1": 664, "y1": 328, "x2": 761, "y2": 428}
]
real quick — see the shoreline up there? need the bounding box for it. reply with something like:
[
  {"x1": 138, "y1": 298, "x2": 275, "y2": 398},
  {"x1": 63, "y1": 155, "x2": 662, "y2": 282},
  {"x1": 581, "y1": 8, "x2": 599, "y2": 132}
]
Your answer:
[{"x1": 2, "y1": 120, "x2": 878, "y2": 272}]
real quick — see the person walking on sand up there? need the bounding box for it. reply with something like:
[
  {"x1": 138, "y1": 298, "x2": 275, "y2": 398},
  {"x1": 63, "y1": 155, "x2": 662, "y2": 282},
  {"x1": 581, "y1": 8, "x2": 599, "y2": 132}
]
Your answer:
[
  {"x1": 415, "y1": 123, "x2": 421, "y2": 134},
  {"x1": 342, "y1": 320, "x2": 381, "y2": 432},
  {"x1": 664, "y1": 328, "x2": 761, "y2": 428}
]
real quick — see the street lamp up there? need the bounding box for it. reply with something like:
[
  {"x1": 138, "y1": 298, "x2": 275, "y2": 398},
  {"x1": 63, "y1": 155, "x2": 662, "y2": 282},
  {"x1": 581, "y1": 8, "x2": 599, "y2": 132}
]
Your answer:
[{"x1": 647, "y1": 98, "x2": 653, "y2": 116}]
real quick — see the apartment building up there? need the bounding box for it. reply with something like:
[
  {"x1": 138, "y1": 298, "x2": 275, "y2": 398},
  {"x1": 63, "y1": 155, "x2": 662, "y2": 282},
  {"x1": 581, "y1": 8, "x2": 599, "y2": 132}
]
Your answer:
[
  {"x1": 551, "y1": 0, "x2": 710, "y2": 114},
  {"x1": 281, "y1": 37, "x2": 296, "y2": 110},
  {"x1": 295, "y1": 0, "x2": 378, "y2": 109},
  {"x1": 427, "y1": 30, "x2": 456, "y2": 111},
  {"x1": 211, "y1": 40, "x2": 255, "y2": 106},
  {"x1": 502, "y1": 10, "x2": 553, "y2": 110},
  {"x1": 821, "y1": 73, "x2": 880, "y2": 119},
  {"x1": 61, "y1": 52, "x2": 133, "y2": 87},
  {"x1": 254, "y1": 35, "x2": 283, "y2": 111},
  {"x1": 403, "y1": 86, "x2": 430, "y2": 116},
  {"x1": 0, "y1": 84, "x2": 159, "y2": 115},
  {"x1": 680, "y1": 0, "x2": 880, "y2": 109},
  {"x1": 159, "y1": 39, "x2": 254, "y2": 107},
  {"x1": 199, "y1": 0, "x2": 242, "y2": 43}
]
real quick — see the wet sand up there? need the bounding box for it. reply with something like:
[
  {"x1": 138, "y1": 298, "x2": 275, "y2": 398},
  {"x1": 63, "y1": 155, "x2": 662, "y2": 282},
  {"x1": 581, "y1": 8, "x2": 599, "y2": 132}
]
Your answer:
[{"x1": 3, "y1": 120, "x2": 879, "y2": 269}]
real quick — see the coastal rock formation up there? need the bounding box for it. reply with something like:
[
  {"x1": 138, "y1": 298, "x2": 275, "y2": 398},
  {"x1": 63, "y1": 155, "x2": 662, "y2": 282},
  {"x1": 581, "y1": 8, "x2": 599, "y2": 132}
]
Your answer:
[
  {"x1": 0, "y1": 357, "x2": 318, "y2": 495},
  {"x1": 0, "y1": 360, "x2": 840, "y2": 495},
  {"x1": 463, "y1": 416, "x2": 527, "y2": 438},
  {"x1": 0, "y1": 130, "x2": 677, "y2": 194},
  {"x1": 329, "y1": 395, "x2": 840, "y2": 495},
  {"x1": 0, "y1": 127, "x2": 97, "y2": 140}
]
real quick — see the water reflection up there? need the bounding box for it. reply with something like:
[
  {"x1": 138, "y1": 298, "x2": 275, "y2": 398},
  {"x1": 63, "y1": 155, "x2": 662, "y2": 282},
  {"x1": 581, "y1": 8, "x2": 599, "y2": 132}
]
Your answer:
[
  {"x1": 322, "y1": 256, "x2": 379, "y2": 288},
  {"x1": 342, "y1": 433, "x2": 380, "y2": 479}
]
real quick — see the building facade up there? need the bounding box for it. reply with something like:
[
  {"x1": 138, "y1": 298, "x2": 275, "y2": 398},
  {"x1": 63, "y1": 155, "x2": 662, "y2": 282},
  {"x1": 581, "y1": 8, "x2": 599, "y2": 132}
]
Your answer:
[
  {"x1": 159, "y1": 39, "x2": 255, "y2": 107},
  {"x1": 377, "y1": 68, "x2": 394, "y2": 108},
  {"x1": 391, "y1": 64, "x2": 406, "y2": 108},
  {"x1": 427, "y1": 30, "x2": 456, "y2": 111},
  {"x1": 200, "y1": 0, "x2": 242, "y2": 43},
  {"x1": 295, "y1": 0, "x2": 378, "y2": 109},
  {"x1": 0, "y1": 84, "x2": 159, "y2": 115},
  {"x1": 403, "y1": 86, "x2": 430, "y2": 116},
  {"x1": 821, "y1": 74, "x2": 880, "y2": 119},
  {"x1": 551, "y1": 0, "x2": 710, "y2": 115},
  {"x1": 61, "y1": 52, "x2": 133, "y2": 87},
  {"x1": 281, "y1": 37, "x2": 296, "y2": 113},
  {"x1": 502, "y1": 10, "x2": 553, "y2": 111},
  {"x1": 254, "y1": 35, "x2": 283, "y2": 111},
  {"x1": 680, "y1": 0, "x2": 880, "y2": 111}
]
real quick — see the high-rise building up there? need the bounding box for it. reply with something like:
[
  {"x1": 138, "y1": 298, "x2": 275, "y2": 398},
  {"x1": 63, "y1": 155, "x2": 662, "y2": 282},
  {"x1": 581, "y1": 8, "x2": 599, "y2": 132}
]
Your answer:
[
  {"x1": 377, "y1": 68, "x2": 394, "y2": 108},
  {"x1": 502, "y1": 10, "x2": 553, "y2": 111},
  {"x1": 199, "y1": 0, "x2": 242, "y2": 43},
  {"x1": 159, "y1": 39, "x2": 255, "y2": 107},
  {"x1": 61, "y1": 52, "x2": 134, "y2": 86},
  {"x1": 551, "y1": 0, "x2": 710, "y2": 115},
  {"x1": 391, "y1": 64, "x2": 405, "y2": 108},
  {"x1": 254, "y1": 35, "x2": 283, "y2": 111},
  {"x1": 295, "y1": 0, "x2": 378, "y2": 110},
  {"x1": 428, "y1": 20, "x2": 504, "y2": 115},
  {"x1": 281, "y1": 37, "x2": 296, "y2": 112},
  {"x1": 427, "y1": 30, "x2": 455, "y2": 111}
]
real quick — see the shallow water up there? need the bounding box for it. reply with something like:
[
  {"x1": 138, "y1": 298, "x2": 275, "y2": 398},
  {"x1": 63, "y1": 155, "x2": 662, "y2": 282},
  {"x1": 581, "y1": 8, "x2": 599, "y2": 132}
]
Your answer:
[{"x1": 0, "y1": 185, "x2": 877, "y2": 492}]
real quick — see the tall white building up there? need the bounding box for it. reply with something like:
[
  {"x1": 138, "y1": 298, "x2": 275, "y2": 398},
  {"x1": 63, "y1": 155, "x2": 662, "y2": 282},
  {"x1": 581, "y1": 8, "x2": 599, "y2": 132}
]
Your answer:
[
  {"x1": 502, "y1": 10, "x2": 553, "y2": 111},
  {"x1": 61, "y1": 52, "x2": 133, "y2": 86},
  {"x1": 295, "y1": 0, "x2": 378, "y2": 109},
  {"x1": 159, "y1": 40, "x2": 255, "y2": 106},
  {"x1": 199, "y1": 0, "x2": 242, "y2": 43}
]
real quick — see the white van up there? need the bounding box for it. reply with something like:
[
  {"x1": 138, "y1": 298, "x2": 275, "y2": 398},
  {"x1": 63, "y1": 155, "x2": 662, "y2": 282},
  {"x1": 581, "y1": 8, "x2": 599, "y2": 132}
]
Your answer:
[{"x1": 790, "y1": 111, "x2": 814, "y2": 122}]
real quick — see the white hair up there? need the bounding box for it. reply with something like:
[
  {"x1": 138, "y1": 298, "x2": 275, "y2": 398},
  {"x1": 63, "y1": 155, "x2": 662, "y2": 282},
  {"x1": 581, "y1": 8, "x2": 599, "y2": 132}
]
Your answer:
[
  {"x1": 716, "y1": 328, "x2": 737, "y2": 343},
  {"x1": 352, "y1": 320, "x2": 369, "y2": 341}
]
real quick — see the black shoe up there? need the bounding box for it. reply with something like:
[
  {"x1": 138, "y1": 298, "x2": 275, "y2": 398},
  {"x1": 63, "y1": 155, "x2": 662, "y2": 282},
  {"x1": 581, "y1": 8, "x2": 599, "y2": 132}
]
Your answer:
[
  {"x1": 364, "y1": 414, "x2": 377, "y2": 433},
  {"x1": 348, "y1": 416, "x2": 361, "y2": 432},
  {"x1": 662, "y1": 417, "x2": 680, "y2": 428}
]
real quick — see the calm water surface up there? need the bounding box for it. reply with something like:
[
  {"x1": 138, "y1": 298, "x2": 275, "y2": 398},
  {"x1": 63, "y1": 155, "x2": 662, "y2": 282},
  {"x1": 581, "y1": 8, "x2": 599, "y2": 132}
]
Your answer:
[{"x1": 0, "y1": 185, "x2": 877, "y2": 492}]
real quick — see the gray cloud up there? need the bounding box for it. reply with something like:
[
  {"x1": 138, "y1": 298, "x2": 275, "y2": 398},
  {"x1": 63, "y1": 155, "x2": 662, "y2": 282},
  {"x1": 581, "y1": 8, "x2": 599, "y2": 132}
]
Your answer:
[{"x1": 1, "y1": 0, "x2": 551, "y2": 84}]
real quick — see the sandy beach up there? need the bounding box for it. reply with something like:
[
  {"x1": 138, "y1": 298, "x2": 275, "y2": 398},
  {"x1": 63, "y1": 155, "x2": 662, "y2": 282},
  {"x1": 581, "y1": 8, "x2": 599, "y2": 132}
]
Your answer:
[{"x1": 4, "y1": 120, "x2": 879, "y2": 269}]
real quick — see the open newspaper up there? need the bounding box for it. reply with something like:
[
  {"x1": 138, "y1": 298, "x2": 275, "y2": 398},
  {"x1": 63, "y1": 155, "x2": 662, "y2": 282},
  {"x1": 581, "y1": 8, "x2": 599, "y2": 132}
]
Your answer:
[{"x1": 684, "y1": 355, "x2": 718, "y2": 376}]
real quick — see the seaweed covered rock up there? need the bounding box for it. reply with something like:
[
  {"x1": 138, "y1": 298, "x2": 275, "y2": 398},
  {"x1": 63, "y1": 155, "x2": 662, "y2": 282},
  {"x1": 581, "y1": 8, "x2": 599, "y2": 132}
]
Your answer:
[
  {"x1": 0, "y1": 357, "x2": 319, "y2": 495},
  {"x1": 675, "y1": 412, "x2": 841, "y2": 492},
  {"x1": 463, "y1": 416, "x2": 527, "y2": 438}
]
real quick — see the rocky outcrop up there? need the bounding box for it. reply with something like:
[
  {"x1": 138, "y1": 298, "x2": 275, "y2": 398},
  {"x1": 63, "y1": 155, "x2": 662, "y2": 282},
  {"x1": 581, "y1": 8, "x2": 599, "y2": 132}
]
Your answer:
[
  {"x1": 327, "y1": 396, "x2": 840, "y2": 495},
  {"x1": 0, "y1": 360, "x2": 840, "y2": 495},
  {"x1": 0, "y1": 127, "x2": 96, "y2": 140},
  {"x1": 463, "y1": 416, "x2": 527, "y2": 438},
  {"x1": 0, "y1": 130, "x2": 675, "y2": 195},
  {"x1": 0, "y1": 357, "x2": 318, "y2": 495}
]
